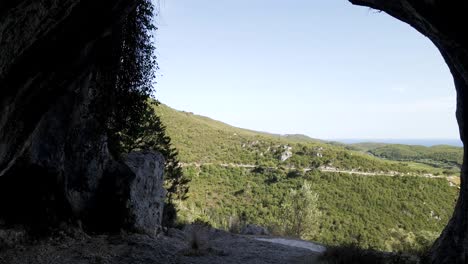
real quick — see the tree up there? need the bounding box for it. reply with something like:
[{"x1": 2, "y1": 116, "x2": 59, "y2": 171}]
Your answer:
[
  {"x1": 106, "y1": 0, "x2": 190, "y2": 227},
  {"x1": 106, "y1": 0, "x2": 157, "y2": 155},
  {"x1": 137, "y1": 106, "x2": 190, "y2": 227},
  {"x1": 349, "y1": 1, "x2": 468, "y2": 263},
  {"x1": 280, "y1": 181, "x2": 321, "y2": 239}
]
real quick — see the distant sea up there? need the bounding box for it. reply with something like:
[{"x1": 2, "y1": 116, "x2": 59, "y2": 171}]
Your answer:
[{"x1": 335, "y1": 139, "x2": 463, "y2": 147}]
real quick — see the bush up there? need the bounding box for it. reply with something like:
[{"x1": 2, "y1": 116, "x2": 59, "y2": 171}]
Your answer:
[
  {"x1": 278, "y1": 181, "x2": 321, "y2": 239},
  {"x1": 193, "y1": 217, "x2": 212, "y2": 228},
  {"x1": 228, "y1": 215, "x2": 244, "y2": 234},
  {"x1": 287, "y1": 170, "x2": 303, "y2": 178}
]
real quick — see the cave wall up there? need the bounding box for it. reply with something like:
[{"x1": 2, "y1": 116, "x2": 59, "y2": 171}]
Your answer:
[
  {"x1": 3, "y1": 1, "x2": 465, "y2": 260},
  {"x1": 0, "y1": 0, "x2": 122, "y2": 229},
  {"x1": 0, "y1": 0, "x2": 164, "y2": 233},
  {"x1": 349, "y1": 1, "x2": 468, "y2": 263}
]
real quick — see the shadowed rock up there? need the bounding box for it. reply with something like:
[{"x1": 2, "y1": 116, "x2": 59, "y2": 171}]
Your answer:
[
  {"x1": 349, "y1": 1, "x2": 468, "y2": 263},
  {"x1": 124, "y1": 151, "x2": 166, "y2": 235},
  {"x1": 0, "y1": 0, "x2": 164, "y2": 235}
]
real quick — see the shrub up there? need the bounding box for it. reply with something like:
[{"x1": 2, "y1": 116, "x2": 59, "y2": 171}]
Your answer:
[
  {"x1": 287, "y1": 170, "x2": 303, "y2": 178},
  {"x1": 279, "y1": 181, "x2": 321, "y2": 239},
  {"x1": 193, "y1": 217, "x2": 212, "y2": 228}
]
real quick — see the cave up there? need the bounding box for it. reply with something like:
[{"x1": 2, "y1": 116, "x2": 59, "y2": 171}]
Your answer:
[
  {"x1": 0, "y1": 0, "x2": 165, "y2": 235},
  {"x1": 348, "y1": 1, "x2": 468, "y2": 262},
  {"x1": 0, "y1": 0, "x2": 467, "y2": 263},
  {"x1": 0, "y1": 0, "x2": 129, "y2": 232}
]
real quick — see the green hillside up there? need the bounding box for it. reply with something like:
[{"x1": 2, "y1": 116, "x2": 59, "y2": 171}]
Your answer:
[
  {"x1": 348, "y1": 142, "x2": 393, "y2": 152},
  {"x1": 281, "y1": 134, "x2": 323, "y2": 143},
  {"x1": 348, "y1": 143, "x2": 463, "y2": 174},
  {"x1": 182, "y1": 166, "x2": 456, "y2": 252},
  {"x1": 156, "y1": 104, "x2": 456, "y2": 175},
  {"x1": 370, "y1": 144, "x2": 462, "y2": 169},
  {"x1": 155, "y1": 103, "x2": 460, "y2": 252}
]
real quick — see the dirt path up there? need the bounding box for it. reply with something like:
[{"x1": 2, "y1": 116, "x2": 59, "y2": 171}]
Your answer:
[{"x1": 181, "y1": 162, "x2": 451, "y2": 179}]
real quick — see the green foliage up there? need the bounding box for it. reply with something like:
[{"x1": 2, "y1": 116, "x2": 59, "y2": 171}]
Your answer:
[
  {"x1": 287, "y1": 170, "x2": 303, "y2": 178},
  {"x1": 101, "y1": 1, "x2": 189, "y2": 227},
  {"x1": 155, "y1": 104, "x2": 459, "y2": 252},
  {"x1": 354, "y1": 143, "x2": 463, "y2": 171},
  {"x1": 139, "y1": 105, "x2": 190, "y2": 201},
  {"x1": 156, "y1": 104, "x2": 454, "y2": 176},
  {"x1": 178, "y1": 165, "x2": 457, "y2": 252},
  {"x1": 132, "y1": 105, "x2": 190, "y2": 227},
  {"x1": 384, "y1": 228, "x2": 437, "y2": 254},
  {"x1": 107, "y1": 0, "x2": 158, "y2": 155},
  {"x1": 278, "y1": 181, "x2": 321, "y2": 239}
]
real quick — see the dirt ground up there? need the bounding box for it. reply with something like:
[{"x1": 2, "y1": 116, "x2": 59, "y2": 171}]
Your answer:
[{"x1": 0, "y1": 225, "x2": 321, "y2": 264}]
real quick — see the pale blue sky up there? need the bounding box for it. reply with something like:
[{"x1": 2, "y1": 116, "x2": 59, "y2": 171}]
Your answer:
[{"x1": 154, "y1": 0, "x2": 459, "y2": 140}]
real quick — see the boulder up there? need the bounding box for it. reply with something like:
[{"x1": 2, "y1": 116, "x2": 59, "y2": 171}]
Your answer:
[{"x1": 124, "y1": 151, "x2": 166, "y2": 235}]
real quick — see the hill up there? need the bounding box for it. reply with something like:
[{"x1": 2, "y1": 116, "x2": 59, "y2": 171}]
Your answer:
[
  {"x1": 155, "y1": 103, "x2": 459, "y2": 252},
  {"x1": 281, "y1": 134, "x2": 323, "y2": 143},
  {"x1": 369, "y1": 144, "x2": 461, "y2": 169},
  {"x1": 156, "y1": 104, "x2": 457, "y2": 175},
  {"x1": 347, "y1": 142, "x2": 463, "y2": 174}
]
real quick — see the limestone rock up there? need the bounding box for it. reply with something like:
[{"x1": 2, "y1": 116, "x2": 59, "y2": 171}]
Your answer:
[
  {"x1": 280, "y1": 146, "x2": 293, "y2": 162},
  {"x1": 124, "y1": 151, "x2": 166, "y2": 235},
  {"x1": 0, "y1": 0, "x2": 142, "y2": 232}
]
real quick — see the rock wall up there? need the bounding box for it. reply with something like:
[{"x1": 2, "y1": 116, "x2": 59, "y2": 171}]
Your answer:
[
  {"x1": 349, "y1": 1, "x2": 468, "y2": 263},
  {"x1": 0, "y1": 0, "x2": 164, "y2": 234},
  {"x1": 125, "y1": 151, "x2": 166, "y2": 235}
]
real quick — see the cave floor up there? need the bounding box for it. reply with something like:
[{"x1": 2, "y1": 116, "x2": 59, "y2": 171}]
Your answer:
[{"x1": 0, "y1": 226, "x2": 319, "y2": 264}]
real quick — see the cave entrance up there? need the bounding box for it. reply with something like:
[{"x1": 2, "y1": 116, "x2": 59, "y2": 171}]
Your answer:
[{"x1": 156, "y1": 0, "x2": 463, "y2": 257}]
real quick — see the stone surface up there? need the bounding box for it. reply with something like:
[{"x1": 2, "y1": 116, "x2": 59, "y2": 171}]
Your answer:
[
  {"x1": 0, "y1": 228, "x2": 27, "y2": 249},
  {"x1": 0, "y1": 0, "x2": 142, "y2": 232},
  {"x1": 124, "y1": 151, "x2": 166, "y2": 235},
  {"x1": 0, "y1": 225, "x2": 320, "y2": 264},
  {"x1": 279, "y1": 146, "x2": 293, "y2": 162}
]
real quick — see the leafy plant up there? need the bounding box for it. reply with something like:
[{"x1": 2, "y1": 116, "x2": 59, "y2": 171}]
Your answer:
[
  {"x1": 279, "y1": 181, "x2": 321, "y2": 239},
  {"x1": 100, "y1": 0, "x2": 190, "y2": 228}
]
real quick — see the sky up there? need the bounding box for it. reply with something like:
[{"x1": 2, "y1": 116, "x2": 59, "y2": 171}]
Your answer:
[{"x1": 153, "y1": 0, "x2": 460, "y2": 140}]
